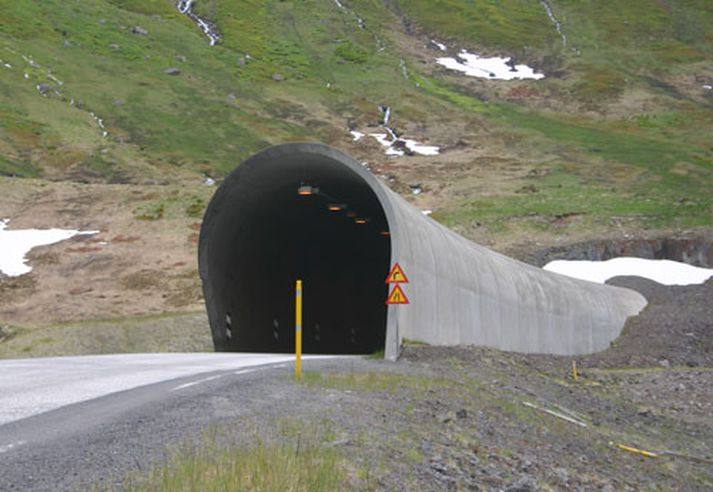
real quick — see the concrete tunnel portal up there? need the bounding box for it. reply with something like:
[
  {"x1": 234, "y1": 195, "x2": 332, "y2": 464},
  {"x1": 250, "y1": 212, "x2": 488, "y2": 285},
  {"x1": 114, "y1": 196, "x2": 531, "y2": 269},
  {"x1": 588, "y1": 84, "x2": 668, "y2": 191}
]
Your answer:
[
  {"x1": 199, "y1": 144, "x2": 392, "y2": 354},
  {"x1": 201, "y1": 143, "x2": 648, "y2": 360}
]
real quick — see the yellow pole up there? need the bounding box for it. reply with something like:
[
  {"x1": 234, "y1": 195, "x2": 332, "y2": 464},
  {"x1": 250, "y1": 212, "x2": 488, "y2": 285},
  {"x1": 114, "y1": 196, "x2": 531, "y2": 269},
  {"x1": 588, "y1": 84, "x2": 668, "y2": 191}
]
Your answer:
[
  {"x1": 572, "y1": 360, "x2": 578, "y2": 383},
  {"x1": 616, "y1": 443, "x2": 658, "y2": 458},
  {"x1": 295, "y1": 279, "x2": 302, "y2": 379}
]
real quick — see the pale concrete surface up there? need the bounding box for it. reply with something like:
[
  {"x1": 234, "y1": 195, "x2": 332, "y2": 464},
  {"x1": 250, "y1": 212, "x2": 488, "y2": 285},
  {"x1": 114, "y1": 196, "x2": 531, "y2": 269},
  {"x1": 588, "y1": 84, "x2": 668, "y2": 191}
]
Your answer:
[{"x1": 0, "y1": 353, "x2": 333, "y2": 426}]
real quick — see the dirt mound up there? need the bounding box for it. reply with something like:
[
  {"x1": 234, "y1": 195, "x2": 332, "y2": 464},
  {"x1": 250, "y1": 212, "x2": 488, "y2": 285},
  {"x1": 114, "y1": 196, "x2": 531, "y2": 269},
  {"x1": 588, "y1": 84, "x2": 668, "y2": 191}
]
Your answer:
[{"x1": 585, "y1": 276, "x2": 713, "y2": 368}]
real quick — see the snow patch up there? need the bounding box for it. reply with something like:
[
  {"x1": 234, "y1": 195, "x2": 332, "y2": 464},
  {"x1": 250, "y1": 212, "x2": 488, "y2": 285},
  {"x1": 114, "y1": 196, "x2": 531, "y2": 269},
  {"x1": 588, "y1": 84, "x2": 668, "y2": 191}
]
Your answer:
[
  {"x1": 437, "y1": 50, "x2": 545, "y2": 80},
  {"x1": 0, "y1": 219, "x2": 99, "y2": 277},
  {"x1": 703, "y1": 85, "x2": 712, "y2": 90},
  {"x1": 430, "y1": 40, "x2": 447, "y2": 51},
  {"x1": 90, "y1": 112, "x2": 108, "y2": 137},
  {"x1": 543, "y1": 257, "x2": 713, "y2": 286},
  {"x1": 370, "y1": 133, "x2": 440, "y2": 156},
  {"x1": 350, "y1": 130, "x2": 365, "y2": 141}
]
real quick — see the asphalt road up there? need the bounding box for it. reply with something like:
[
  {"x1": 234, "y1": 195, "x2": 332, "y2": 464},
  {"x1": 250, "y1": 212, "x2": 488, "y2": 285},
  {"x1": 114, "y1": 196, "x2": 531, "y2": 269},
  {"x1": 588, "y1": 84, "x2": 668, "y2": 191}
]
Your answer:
[{"x1": 0, "y1": 353, "x2": 350, "y2": 491}]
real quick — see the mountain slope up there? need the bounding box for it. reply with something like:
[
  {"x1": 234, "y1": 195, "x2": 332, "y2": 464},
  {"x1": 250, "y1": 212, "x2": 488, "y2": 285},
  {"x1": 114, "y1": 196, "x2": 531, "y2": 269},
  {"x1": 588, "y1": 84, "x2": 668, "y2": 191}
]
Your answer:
[{"x1": 1, "y1": 0, "x2": 711, "y2": 247}]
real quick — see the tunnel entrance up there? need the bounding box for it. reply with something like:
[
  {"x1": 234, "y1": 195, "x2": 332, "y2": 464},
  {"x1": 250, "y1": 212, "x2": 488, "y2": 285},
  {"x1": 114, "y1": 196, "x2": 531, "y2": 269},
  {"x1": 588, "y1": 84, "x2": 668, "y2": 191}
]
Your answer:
[{"x1": 200, "y1": 145, "x2": 391, "y2": 354}]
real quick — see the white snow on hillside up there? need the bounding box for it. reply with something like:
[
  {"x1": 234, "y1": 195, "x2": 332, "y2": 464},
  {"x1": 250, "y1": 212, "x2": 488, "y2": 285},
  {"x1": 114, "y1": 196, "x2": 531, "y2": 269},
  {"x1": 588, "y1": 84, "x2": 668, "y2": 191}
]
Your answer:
[
  {"x1": 0, "y1": 219, "x2": 98, "y2": 277},
  {"x1": 370, "y1": 133, "x2": 440, "y2": 156},
  {"x1": 543, "y1": 257, "x2": 713, "y2": 286},
  {"x1": 437, "y1": 50, "x2": 545, "y2": 80}
]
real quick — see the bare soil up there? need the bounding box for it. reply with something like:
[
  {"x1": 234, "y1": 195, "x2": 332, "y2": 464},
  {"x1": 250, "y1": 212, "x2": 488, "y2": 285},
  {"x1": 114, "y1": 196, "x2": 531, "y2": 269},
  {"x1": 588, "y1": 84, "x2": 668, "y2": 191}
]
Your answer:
[{"x1": 0, "y1": 177, "x2": 210, "y2": 327}]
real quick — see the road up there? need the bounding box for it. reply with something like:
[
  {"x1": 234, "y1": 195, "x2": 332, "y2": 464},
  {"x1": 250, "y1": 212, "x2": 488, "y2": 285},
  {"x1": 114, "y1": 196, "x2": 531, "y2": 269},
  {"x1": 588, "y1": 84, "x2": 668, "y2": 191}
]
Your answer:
[{"x1": 0, "y1": 353, "x2": 350, "y2": 491}]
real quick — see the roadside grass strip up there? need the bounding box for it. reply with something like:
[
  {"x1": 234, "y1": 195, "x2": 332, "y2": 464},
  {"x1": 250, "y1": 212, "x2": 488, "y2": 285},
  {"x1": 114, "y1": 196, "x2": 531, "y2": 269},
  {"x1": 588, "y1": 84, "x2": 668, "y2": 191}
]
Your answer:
[{"x1": 90, "y1": 437, "x2": 348, "y2": 492}]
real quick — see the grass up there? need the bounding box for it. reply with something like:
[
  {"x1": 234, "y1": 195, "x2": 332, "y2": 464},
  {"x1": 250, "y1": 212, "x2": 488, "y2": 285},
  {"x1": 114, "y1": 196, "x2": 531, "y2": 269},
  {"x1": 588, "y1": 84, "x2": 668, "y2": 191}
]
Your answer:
[
  {"x1": 301, "y1": 370, "x2": 446, "y2": 394},
  {"x1": 0, "y1": 0, "x2": 711, "y2": 247},
  {"x1": 0, "y1": 312, "x2": 212, "y2": 359},
  {"x1": 92, "y1": 436, "x2": 348, "y2": 492},
  {"x1": 435, "y1": 164, "x2": 712, "y2": 239}
]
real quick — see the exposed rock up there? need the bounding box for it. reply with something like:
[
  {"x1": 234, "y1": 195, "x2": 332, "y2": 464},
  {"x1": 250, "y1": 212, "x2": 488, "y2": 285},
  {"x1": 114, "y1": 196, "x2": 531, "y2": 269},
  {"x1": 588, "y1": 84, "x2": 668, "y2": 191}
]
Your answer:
[
  {"x1": 505, "y1": 475, "x2": 539, "y2": 492},
  {"x1": 516, "y1": 184, "x2": 538, "y2": 194},
  {"x1": 164, "y1": 68, "x2": 181, "y2": 76},
  {"x1": 109, "y1": 43, "x2": 120, "y2": 50},
  {"x1": 130, "y1": 26, "x2": 149, "y2": 36},
  {"x1": 527, "y1": 236, "x2": 713, "y2": 268},
  {"x1": 37, "y1": 83, "x2": 53, "y2": 95},
  {"x1": 327, "y1": 438, "x2": 350, "y2": 447},
  {"x1": 0, "y1": 325, "x2": 11, "y2": 343},
  {"x1": 237, "y1": 56, "x2": 247, "y2": 67},
  {"x1": 175, "y1": 55, "x2": 187, "y2": 63},
  {"x1": 272, "y1": 73, "x2": 285, "y2": 81}
]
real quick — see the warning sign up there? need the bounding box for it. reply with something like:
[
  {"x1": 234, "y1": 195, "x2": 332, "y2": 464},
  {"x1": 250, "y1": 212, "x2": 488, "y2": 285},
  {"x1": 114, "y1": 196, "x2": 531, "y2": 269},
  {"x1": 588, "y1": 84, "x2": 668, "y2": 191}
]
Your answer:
[
  {"x1": 386, "y1": 284, "x2": 410, "y2": 305},
  {"x1": 385, "y1": 262, "x2": 409, "y2": 284}
]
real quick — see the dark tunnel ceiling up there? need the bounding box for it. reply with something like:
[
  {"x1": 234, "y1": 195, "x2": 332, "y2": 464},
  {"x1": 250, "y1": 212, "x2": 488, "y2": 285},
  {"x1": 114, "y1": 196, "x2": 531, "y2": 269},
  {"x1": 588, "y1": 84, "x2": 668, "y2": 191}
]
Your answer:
[{"x1": 202, "y1": 151, "x2": 392, "y2": 354}]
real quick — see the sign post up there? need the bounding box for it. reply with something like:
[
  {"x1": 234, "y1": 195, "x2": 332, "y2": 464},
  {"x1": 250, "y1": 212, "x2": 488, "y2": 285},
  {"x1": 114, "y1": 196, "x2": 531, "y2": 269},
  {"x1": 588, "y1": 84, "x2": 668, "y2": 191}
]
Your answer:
[{"x1": 295, "y1": 279, "x2": 302, "y2": 379}]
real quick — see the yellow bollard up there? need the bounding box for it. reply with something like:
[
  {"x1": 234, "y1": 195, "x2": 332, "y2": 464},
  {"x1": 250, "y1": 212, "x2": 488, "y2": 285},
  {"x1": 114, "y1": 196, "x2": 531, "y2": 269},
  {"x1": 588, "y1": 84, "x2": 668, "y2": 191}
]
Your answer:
[
  {"x1": 295, "y1": 279, "x2": 302, "y2": 379},
  {"x1": 572, "y1": 360, "x2": 578, "y2": 383}
]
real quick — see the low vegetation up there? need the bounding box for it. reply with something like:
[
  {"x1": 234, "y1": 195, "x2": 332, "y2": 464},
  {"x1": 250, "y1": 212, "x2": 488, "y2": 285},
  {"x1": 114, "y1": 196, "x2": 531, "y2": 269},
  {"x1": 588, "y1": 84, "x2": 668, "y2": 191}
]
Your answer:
[
  {"x1": 0, "y1": 1, "x2": 710, "y2": 248},
  {"x1": 94, "y1": 436, "x2": 349, "y2": 492},
  {"x1": 0, "y1": 312, "x2": 212, "y2": 359}
]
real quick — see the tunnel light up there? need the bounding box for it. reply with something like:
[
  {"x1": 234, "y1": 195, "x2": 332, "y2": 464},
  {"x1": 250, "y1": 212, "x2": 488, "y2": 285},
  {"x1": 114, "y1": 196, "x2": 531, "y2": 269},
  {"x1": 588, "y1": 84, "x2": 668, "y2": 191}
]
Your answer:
[
  {"x1": 327, "y1": 203, "x2": 346, "y2": 212},
  {"x1": 297, "y1": 184, "x2": 318, "y2": 196},
  {"x1": 354, "y1": 218, "x2": 369, "y2": 224},
  {"x1": 380, "y1": 231, "x2": 391, "y2": 236}
]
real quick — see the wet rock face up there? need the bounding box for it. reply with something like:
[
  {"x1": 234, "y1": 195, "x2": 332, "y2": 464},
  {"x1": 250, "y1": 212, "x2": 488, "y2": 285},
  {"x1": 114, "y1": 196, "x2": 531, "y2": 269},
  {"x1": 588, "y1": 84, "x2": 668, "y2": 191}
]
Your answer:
[{"x1": 528, "y1": 237, "x2": 713, "y2": 268}]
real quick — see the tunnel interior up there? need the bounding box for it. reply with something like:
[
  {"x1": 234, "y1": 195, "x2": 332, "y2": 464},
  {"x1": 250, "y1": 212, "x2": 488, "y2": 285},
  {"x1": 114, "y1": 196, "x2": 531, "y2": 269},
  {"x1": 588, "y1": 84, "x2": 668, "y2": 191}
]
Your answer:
[{"x1": 202, "y1": 150, "x2": 391, "y2": 354}]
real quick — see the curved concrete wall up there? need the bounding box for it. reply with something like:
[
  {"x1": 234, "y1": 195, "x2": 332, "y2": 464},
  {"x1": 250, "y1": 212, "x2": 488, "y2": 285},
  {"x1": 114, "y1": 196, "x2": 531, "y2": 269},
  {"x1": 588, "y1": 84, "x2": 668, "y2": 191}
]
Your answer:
[{"x1": 200, "y1": 143, "x2": 647, "y2": 359}]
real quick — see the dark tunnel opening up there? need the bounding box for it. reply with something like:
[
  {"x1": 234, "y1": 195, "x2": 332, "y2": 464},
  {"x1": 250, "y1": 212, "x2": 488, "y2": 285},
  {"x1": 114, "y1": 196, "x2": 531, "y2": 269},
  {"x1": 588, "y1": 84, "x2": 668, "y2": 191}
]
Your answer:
[{"x1": 202, "y1": 150, "x2": 391, "y2": 354}]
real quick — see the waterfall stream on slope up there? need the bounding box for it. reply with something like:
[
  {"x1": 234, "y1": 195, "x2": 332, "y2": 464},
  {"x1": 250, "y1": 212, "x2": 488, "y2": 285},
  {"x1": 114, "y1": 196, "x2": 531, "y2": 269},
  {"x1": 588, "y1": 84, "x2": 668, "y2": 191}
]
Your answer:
[
  {"x1": 177, "y1": 0, "x2": 222, "y2": 46},
  {"x1": 541, "y1": 0, "x2": 566, "y2": 46}
]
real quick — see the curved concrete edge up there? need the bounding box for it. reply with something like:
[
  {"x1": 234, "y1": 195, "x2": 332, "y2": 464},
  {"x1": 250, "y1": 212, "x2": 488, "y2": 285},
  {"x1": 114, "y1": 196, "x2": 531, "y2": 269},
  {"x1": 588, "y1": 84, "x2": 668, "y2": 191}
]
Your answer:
[
  {"x1": 379, "y1": 182, "x2": 647, "y2": 359},
  {"x1": 200, "y1": 143, "x2": 648, "y2": 360}
]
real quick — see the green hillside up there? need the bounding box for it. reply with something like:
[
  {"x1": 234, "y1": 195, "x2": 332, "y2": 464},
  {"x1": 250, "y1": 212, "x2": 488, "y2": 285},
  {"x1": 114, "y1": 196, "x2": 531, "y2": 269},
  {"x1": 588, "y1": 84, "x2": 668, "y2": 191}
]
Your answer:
[{"x1": 1, "y1": 0, "x2": 711, "y2": 243}]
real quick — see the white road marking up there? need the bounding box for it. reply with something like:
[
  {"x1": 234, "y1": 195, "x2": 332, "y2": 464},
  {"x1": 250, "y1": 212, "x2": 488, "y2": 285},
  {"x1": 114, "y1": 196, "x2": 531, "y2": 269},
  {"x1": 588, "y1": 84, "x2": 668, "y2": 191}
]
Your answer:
[{"x1": 171, "y1": 374, "x2": 224, "y2": 391}]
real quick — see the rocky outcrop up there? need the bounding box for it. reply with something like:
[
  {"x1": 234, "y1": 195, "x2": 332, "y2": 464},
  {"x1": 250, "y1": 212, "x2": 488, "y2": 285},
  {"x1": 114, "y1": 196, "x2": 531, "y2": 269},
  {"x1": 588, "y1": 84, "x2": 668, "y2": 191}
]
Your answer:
[{"x1": 528, "y1": 236, "x2": 713, "y2": 268}]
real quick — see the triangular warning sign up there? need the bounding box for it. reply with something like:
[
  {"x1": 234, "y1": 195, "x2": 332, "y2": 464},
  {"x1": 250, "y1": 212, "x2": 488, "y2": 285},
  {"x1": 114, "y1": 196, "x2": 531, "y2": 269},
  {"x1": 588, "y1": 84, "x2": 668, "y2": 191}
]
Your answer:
[
  {"x1": 386, "y1": 284, "x2": 410, "y2": 305},
  {"x1": 385, "y1": 262, "x2": 409, "y2": 284}
]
